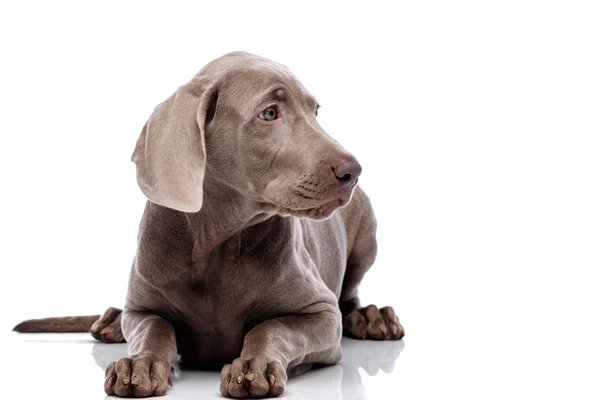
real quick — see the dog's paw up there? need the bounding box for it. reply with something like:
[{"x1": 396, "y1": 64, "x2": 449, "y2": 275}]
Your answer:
[
  {"x1": 90, "y1": 307, "x2": 125, "y2": 343},
  {"x1": 343, "y1": 305, "x2": 404, "y2": 340},
  {"x1": 220, "y1": 357, "x2": 287, "y2": 398},
  {"x1": 104, "y1": 356, "x2": 171, "y2": 397}
]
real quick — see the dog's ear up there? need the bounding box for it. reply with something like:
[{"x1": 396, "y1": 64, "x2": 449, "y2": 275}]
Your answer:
[{"x1": 132, "y1": 81, "x2": 216, "y2": 212}]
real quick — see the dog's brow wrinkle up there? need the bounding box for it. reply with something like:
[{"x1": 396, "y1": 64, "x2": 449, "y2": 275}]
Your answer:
[{"x1": 275, "y1": 89, "x2": 286, "y2": 100}]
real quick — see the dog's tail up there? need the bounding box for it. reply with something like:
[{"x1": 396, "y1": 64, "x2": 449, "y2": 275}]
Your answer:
[
  {"x1": 12, "y1": 315, "x2": 100, "y2": 333},
  {"x1": 12, "y1": 307, "x2": 124, "y2": 342}
]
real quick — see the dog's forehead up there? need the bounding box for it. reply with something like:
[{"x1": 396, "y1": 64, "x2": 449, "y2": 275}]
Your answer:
[
  {"x1": 207, "y1": 51, "x2": 289, "y2": 77},
  {"x1": 199, "y1": 52, "x2": 314, "y2": 100}
]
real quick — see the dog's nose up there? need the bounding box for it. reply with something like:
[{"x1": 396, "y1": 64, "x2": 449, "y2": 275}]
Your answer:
[{"x1": 332, "y1": 160, "x2": 362, "y2": 185}]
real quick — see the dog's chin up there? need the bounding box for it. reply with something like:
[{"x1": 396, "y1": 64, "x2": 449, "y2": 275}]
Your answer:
[{"x1": 283, "y1": 186, "x2": 356, "y2": 221}]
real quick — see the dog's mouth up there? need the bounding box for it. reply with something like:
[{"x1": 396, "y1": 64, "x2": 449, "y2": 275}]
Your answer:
[
  {"x1": 290, "y1": 180, "x2": 357, "y2": 219},
  {"x1": 305, "y1": 197, "x2": 345, "y2": 215}
]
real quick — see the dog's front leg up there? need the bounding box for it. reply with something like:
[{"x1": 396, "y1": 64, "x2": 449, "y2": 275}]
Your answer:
[
  {"x1": 104, "y1": 310, "x2": 177, "y2": 397},
  {"x1": 220, "y1": 304, "x2": 342, "y2": 398}
]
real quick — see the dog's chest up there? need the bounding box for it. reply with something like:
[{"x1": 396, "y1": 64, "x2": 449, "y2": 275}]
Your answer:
[
  {"x1": 172, "y1": 254, "x2": 297, "y2": 364},
  {"x1": 167, "y1": 215, "x2": 348, "y2": 364},
  {"x1": 187, "y1": 247, "x2": 294, "y2": 322}
]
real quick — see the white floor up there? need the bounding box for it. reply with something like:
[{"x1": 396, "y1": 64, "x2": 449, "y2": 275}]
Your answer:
[
  {"x1": 5, "y1": 332, "x2": 404, "y2": 400},
  {"x1": 6, "y1": 303, "x2": 600, "y2": 400}
]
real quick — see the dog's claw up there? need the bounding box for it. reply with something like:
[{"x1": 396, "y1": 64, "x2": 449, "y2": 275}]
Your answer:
[{"x1": 378, "y1": 323, "x2": 388, "y2": 337}]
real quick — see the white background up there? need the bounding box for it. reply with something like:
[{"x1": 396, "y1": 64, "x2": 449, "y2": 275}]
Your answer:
[{"x1": 1, "y1": 1, "x2": 599, "y2": 399}]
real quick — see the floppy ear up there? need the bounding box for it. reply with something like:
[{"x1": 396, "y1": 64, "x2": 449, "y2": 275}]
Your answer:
[{"x1": 132, "y1": 81, "x2": 216, "y2": 212}]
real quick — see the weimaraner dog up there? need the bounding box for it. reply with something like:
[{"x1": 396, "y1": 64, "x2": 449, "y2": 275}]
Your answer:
[{"x1": 14, "y1": 51, "x2": 404, "y2": 398}]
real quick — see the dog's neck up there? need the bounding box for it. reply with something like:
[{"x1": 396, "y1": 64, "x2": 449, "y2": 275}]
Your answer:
[{"x1": 187, "y1": 175, "x2": 277, "y2": 256}]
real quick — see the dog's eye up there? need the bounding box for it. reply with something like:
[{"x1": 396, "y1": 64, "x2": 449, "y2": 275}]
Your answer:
[
  {"x1": 259, "y1": 106, "x2": 278, "y2": 121},
  {"x1": 316, "y1": 104, "x2": 320, "y2": 116}
]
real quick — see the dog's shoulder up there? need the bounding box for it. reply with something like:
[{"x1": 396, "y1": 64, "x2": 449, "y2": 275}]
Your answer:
[{"x1": 339, "y1": 185, "x2": 374, "y2": 225}]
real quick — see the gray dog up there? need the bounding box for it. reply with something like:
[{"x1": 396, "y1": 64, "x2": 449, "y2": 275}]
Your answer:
[{"x1": 14, "y1": 52, "x2": 404, "y2": 398}]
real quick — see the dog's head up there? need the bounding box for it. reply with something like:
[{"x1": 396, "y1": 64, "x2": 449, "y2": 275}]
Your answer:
[{"x1": 132, "y1": 52, "x2": 360, "y2": 220}]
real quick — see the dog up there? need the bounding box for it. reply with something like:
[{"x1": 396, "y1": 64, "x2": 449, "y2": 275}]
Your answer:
[{"x1": 13, "y1": 51, "x2": 404, "y2": 398}]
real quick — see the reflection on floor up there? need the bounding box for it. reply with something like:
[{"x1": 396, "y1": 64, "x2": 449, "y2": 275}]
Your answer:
[{"x1": 13, "y1": 332, "x2": 403, "y2": 399}]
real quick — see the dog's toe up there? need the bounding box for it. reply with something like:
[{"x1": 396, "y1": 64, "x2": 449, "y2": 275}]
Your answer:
[
  {"x1": 266, "y1": 361, "x2": 286, "y2": 397},
  {"x1": 343, "y1": 309, "x2": 368, "y2": 339},
  {"x1": 380, "y1": 306, "x2": 405, "y2": 340}
]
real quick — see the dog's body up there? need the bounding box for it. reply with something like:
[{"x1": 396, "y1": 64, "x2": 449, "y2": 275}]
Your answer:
[
  {"x1": 14, "y1": 52, "x2": 403, "y2": 398},
  {"x1": 128, "y1": 185, "x2": 373, "y2": 369}
]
